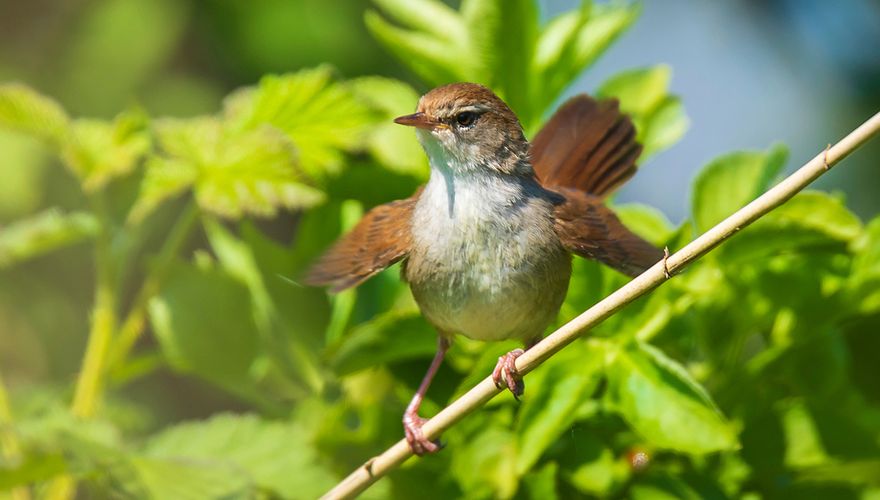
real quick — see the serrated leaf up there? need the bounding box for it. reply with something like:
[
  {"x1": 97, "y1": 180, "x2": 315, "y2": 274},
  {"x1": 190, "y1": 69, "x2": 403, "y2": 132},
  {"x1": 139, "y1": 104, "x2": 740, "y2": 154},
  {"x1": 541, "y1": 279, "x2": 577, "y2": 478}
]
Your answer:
[
  {"x1": 641, "y1": 96, "x2": 688, "y2": 158},
  {"x1": 128, "y1": 156, "x2": 198, "y2": 223},
  {"x1": 110, "y1": 456, "x2": 251, "y2": 500},
  {"x1": 143, "y1": 413, "x2": 337, "y2": 499},
  {"x1": 225, "y1": 67, "x2": 375, "y2": 178},
  {"x1": 605, "y1": 341, "x2": 739, "y2": 454},
  {"x1": 0, "y1": 83, "x2": 70, "y2": 145},
  {"x1": 0, "y1": 209, "x2": 99, "y2": 268},
  {"x1": 60, "y1": 108, "x2": 152, "y2": 191},
  {"x1": 692, "y1": 144, "x2": 788, "y2": 233},
  {"x1": 148, "y1": 262, "x2": 262, "y2": 399},
  {"x1": 349, "y1": 77, "x2": 428, "y2": 177},
  {"x1": 150, "y1": 117, "x2": 324, "y2": 219},
  {"x1": 719, "y1": 190, "x2": 862, "y2": 261}
]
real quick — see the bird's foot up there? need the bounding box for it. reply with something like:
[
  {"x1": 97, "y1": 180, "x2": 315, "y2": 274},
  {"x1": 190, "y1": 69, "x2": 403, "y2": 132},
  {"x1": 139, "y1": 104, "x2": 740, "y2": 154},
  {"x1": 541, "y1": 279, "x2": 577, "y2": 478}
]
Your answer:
[
  {"x1": 403, "y1": 411, "x2": 442, "y2": 455},
  {"x1": 492, "y1": 348, "x2": 525, "y2": 399}
]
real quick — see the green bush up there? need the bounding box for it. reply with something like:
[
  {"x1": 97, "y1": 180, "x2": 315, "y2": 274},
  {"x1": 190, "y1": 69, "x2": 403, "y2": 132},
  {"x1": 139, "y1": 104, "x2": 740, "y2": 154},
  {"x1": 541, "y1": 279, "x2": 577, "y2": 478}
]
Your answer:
[{"x1": 0, "y1": 1, "x2": 878, "y2": 498}]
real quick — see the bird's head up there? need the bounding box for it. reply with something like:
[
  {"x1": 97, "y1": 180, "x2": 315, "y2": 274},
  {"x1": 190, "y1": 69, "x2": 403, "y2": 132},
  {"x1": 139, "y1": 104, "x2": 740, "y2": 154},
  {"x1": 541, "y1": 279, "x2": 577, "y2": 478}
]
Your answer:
[{"x1": 394, "y1": 83, "x2": 531, "y2": 176}]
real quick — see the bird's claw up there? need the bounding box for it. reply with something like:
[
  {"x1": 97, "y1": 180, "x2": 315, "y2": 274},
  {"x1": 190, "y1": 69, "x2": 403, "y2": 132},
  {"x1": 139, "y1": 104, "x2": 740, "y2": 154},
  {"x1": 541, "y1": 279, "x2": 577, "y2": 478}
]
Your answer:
[
  {"x1": 492, "y1": 348, "x2": 525, "y2": 399},
  {"x1": 403, "y1": 412, "x2": 442, "y2": 455}
]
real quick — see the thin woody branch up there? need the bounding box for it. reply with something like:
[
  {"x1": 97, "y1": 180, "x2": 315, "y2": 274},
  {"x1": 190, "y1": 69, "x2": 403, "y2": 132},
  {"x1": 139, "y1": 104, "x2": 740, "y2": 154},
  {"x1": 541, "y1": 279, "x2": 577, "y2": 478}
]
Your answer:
[{"x1": 323, "y1": 110, "x2": 880, "y2": 500}]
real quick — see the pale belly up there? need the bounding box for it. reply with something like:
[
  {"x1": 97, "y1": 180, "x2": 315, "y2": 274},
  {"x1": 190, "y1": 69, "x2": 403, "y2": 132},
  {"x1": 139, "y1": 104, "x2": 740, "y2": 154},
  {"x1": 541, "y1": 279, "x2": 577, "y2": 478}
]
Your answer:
[{"x1": 405, "y1": 234, "x2": 572, "y2": 342}]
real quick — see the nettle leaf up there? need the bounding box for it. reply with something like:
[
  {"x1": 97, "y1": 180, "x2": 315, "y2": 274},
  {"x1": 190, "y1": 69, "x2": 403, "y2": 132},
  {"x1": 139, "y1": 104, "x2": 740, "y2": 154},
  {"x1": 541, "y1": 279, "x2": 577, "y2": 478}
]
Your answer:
[
  {"x1": 847, "y1": 217, "x2": 880, "y2": 314},
  {"x1": 719, "y1": 190, "x2": 863, "y2": 262},
  {"x1": 691, "y1": 144, "x2": 788, "y2": 233},
  {"x1": 349, "y1": 76, "x2": 427, "y2": 178},
  {"x1": 0, "y1": 208, "x2": 99, "y2": 268},
  {"x1": 148, "y1": 262, "x2": 263, "y2": 400},
  {"x1": 598, "y1": 65, "x2": 689, "y2": 160},
  {"x1": 0, "y1": 83, "x2": 70, "y2": 145},
  {"x1": 225, "y1": 67, "x2": 375, "y2": 178},
  {"x1": 143, "y1": 413, "x2": 337, "y2": 499},
  {"x1": 605, "y1": 341, "x2": 739, "y2": 454},
  {"x1": 105, "y1": 455, "x2": 251, "y2": 500},
  {"x1": 61, "y1": 108, "x2": 152, "y2": 191},
  {"x1": 135, "y1": 117, "x2": 324, "y2": 220}
]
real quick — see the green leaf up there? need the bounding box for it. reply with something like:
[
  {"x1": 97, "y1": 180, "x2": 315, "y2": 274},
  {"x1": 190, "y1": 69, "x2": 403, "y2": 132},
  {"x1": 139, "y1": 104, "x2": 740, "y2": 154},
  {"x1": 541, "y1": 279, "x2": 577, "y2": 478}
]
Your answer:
[
  {"x1": 605, "y1": 341, "x2": 739, "y2": 454},
  {"x1": 691, "y1": 144, "x2": 788, "y2": 233},
  {"x1": 522, "y1": 461, "x2": 560, "y2": 500},
  {"x1": 365, "y1": 10, "x2": 469, "y2": 86},
  {"x1": 536, "y1": 3, "x2": 640, "y2": 116},
  {"x1": 330, "y1": 309, "x2": 438, "y2": 375},
  {"x1": 60, "y1": 107, "x2": 152, "y2": 191},
  {"x1": 598, "y1": 65, "x2": 671, "y2": 116},
  {"x1": 148, "y1": 262, "x2": 262, "y2": 399},
  {"x1": 143, "y1": 413, "x2": 337, "y2": 499},
  {"x1": 150, "y1": 117, "x2": 324, "y2": 219},
  {"x1": 108, "y1": 456, "x2": 251, "y2": 500},
  {"x1": 847, "y1": 217, "x2": 880, "y2": 314},
  {"x1": 719, "y1": 191, "x2": 863, "y2": 261},
  {"x1": 614, "y1": 203, "x2": 675, "y2": 247},
  {"x1": 0, "y1": 83, "x2": 70, "y2": 145},
  {"x1": 349, "y1": 77, "x2": 428, "y2": 178},
  {"x1": 597, "y1": 65, "x2": 688, "y2": 159},
  {"x1": 225, "y1": 67, "x2": 375, "y2": 178},
  {"x1": 372, "y1": 0, "x2": 465, "y2": 40},
  {"x1": 516, "y1": 340, "x2": 605, "y2": 474},
  {"x1": 127, "y1": 156, "x2": 198, "y2": 223},
  {"x1": 0, "y1": 208, "x2": 99, "y2": 268},
  {"x1": 463, "y1": 0, "x2": 539, "y2": 123}
]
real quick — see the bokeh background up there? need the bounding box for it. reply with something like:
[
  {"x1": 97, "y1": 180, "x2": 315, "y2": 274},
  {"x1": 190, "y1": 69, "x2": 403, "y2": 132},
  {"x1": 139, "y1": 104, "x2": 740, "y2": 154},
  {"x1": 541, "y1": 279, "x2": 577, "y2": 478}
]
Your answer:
[{"x1": 0, "y1": 0, "x2": 879, "y2": 496}]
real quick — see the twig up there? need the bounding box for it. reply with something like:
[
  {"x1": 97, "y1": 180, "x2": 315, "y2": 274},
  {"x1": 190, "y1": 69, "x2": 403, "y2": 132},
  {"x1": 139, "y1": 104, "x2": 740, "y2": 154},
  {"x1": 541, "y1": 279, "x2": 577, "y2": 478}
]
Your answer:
[{"x1": 323, "y1": 110, "x2": 880, "y2": 499}]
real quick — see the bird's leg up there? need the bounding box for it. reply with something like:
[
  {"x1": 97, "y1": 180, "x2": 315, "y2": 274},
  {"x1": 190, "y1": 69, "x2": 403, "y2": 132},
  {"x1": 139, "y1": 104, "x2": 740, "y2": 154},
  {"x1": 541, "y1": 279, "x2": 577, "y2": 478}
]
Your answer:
[
  {"x1": 492, "y1": 336, "x2": 541, "y2": 400},
  {"x1": 403, "y1": 336, "x2": 451, "y2": 455}
]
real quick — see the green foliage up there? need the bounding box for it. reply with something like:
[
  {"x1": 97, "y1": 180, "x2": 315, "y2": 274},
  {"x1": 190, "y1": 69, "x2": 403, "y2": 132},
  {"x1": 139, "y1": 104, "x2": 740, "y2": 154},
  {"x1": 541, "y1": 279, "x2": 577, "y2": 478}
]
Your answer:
[{"x1": 1, "y1": 1, "x2": 878, "y2": 499}]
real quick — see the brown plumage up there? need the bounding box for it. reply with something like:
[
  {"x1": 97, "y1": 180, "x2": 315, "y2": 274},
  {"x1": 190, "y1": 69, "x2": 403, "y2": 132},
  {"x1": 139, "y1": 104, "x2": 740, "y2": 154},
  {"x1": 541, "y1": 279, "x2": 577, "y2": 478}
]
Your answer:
[{"x1": 303, "y1": 82, "x2": 662, "y2": 456}]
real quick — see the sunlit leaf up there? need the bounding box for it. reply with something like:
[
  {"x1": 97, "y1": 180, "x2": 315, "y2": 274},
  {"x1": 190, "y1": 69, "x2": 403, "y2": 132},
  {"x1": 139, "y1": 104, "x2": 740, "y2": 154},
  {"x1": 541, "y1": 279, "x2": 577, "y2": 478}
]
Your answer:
[
  {"x1": 225, "y1": 67, "x2": 375, "y2": 178},
  {"x1": 330, "y1": 309, "x2": 437, "y2": 375},
  {"x1": 598, "y1": 65, "x2": 688, "y2": 159},
  {"x1": 146, "y1": 117, "x2": 324, "y2": 219},
  {"x1": 143, "y1": 413, "x2": 338, "y2": 499},
  {"x1": 372, "y1": 0, "x2": 465, "y2": 40},
  {"x1": 691, "y1": 144, "x2": 788, "y2": 233},
  {"x1": 0, "y1": 83, "x2": 70, "y2": 145},
  {"x1": 349, "y1": 76, "x2": 427, "y2": 178},
  {"x1": 605, "y1": 341, "x2": 739, "y2": 454},
  {"x1": 614, "y1": 203, "x2": 675, "y2": 247},
  {"x1": 847, "y1": 217, "x2": 880, "y2": 313},
  {"x1": 719, "y1": 191, "x2": 863, "y2": 261},
  {"x1": 0, "y1": 208, "x2": 99, "y2": 268}
]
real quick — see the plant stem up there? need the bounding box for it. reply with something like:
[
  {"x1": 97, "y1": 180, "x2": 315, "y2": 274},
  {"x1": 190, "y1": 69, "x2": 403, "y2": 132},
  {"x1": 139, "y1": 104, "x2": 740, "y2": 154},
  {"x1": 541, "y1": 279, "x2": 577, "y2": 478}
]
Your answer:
[
  {"x1": 0, "y1": 371, "x2": 31, "y2": 500},
  {"x1": 323, "y1": 111, "x2": 880, "y2": 499},
  {"x1": 110, "y1": 201, "x2": 199, "y2": 369}
]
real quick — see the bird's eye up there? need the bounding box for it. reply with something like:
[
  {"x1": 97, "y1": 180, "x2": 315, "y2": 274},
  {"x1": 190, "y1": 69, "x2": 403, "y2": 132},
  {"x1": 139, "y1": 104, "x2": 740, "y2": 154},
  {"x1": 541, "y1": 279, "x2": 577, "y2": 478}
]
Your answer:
[{"x1": 455, "y1": 111, "x2": 476, "y2": 127}]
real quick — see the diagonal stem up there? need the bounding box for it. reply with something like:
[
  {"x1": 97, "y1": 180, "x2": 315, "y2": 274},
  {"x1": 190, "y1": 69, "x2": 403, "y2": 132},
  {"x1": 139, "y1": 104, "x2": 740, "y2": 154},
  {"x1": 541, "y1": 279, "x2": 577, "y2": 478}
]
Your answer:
[{"x1": 323, "y1": 110, "x2": 880, "y2": 499}]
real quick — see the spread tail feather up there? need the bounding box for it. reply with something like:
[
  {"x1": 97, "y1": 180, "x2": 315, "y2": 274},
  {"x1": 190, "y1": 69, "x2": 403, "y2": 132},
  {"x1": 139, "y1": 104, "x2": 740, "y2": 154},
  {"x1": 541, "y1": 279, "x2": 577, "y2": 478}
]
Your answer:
[{"x1": 531, "y1": 95, "x2": 642, "y2": 198}]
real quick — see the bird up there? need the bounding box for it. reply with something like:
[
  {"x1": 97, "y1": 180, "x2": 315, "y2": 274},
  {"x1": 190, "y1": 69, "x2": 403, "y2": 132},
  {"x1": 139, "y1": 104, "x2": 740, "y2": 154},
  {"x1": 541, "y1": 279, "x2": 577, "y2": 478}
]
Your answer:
[{"x1": 305, "y1": 82, "x2": 662, "y2": 455}]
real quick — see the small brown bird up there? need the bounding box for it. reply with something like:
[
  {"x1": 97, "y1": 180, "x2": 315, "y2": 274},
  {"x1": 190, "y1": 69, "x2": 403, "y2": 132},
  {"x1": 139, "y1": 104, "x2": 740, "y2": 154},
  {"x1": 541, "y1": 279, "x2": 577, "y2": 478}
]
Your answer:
[{"x1": 306, "y1": 83, "x2": 661, "y2": 455}]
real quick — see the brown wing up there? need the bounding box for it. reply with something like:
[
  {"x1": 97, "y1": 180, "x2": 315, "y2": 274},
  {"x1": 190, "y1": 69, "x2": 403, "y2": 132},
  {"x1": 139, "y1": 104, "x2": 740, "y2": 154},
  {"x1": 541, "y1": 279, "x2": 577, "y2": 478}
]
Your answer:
[
  {"x1": 304, "y1": 196, "x2": 416, "y2": 292},
  {"x1": 552, "y1": 187, "x2": 662, "y2": 277},
  {"x1": 532, "y1": 95, "x2": 642, "y2": 198}
]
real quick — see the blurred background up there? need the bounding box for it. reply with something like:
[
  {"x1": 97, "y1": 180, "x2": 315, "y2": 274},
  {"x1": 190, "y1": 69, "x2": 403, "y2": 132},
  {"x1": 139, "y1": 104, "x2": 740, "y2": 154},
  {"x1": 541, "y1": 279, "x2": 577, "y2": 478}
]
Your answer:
[{"x1": 0, "y1": 0, "x2": 878, "y2": 474}]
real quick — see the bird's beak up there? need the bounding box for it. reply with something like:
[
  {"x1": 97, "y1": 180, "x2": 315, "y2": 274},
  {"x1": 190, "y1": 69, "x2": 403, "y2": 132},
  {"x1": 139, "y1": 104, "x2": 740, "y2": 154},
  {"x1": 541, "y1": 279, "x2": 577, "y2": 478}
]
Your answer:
[{"x1": 394, "y1": 112, "x2": 439, "y2": 130}]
